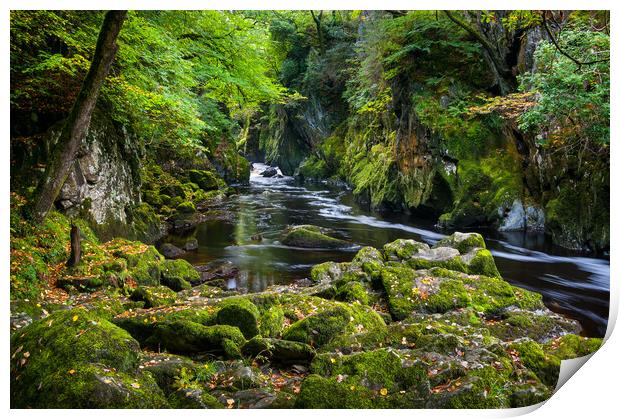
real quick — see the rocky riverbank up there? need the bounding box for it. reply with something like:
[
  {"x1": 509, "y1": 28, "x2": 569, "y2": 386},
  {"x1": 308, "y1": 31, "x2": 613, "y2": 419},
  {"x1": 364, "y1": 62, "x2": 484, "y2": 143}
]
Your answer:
[{"x1": 10, "y1": 223, "x2": 601, "y2": 408}]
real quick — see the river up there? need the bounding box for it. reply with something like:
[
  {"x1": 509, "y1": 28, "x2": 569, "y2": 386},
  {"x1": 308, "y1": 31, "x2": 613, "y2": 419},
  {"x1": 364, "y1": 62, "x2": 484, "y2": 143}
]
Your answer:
[{"x1": 164, "y1": 163, "x2": 610, "y2": 337}]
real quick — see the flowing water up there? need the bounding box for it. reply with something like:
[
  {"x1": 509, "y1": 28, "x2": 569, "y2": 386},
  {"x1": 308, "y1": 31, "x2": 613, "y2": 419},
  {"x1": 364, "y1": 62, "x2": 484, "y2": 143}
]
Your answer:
[{"x1": 165, "y1": 163, "x2": 610, "y2": 337}]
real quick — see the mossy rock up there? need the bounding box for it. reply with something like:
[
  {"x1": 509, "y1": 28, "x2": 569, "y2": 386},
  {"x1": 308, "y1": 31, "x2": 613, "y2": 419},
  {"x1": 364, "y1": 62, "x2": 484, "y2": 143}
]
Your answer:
[
  {"x1": 485, "y1": 309, "x2": 581, "y2": 342},
  {"x1": 282, "y1": 303, "x2": 386, "y2": 348},
  {"x1": 381, "y1": 265, "x2": 545, "y2": 320},
  {"x1": 425, "y1": 366, "x2": 510, "y2": 408},
  {"x1": 463, "y1": 248, "x2": 501, "y2": 278},
  {"x1": 168, "y1": 388, "x2": 223, "y2": 409},
  {"x1": 145, "y1": 320, "x2": 245, "y2": 357},
  {"x1": 543, "y1": 334, "x2": 603, "y2": 360},
  {"x1": 311, "y1": 348, "x2": 428, "y2": 393},
  {"x1": 335, "y1": 281, "x2": 370, "y2": 305},
  {"x1": 509, "y1": 339, "x2": 561, "y2": 387},
  {"x1": 241, "y1": 336, "x2": 316, "y2": 365},
  {"x1": 383, "y1": 239, "x2": 430, "y2": 261},
  {"x1": 294, "y1": 374, "x2": 376, "y2": 408},
  {"x1": 176, "y1": 201, "x2": 197, "y2": 214},
  {"x1": 188, "y1": 169, "x2": 220, "y2": 191},
  {"x1": 113, "y1": 308, "x2": 218, "y2": 346},
  {"x1": 281, "y1": 225, "x2": 351, "y2": 249},
  {"x1": 382, "y1": 236, "x2": 501, "y2": 278},
  {"x1": 10, "y1": 308, "x2": 167, "y2": 408},
  {"x1": 258, "y1": 306, "x2": 285, "y2": 338},
  {"x1": 435, "y1": 232, "x2": 486, "y2": 253},
  {"x1": 215, "y1": 298, "x2": 261, "y2": 339},
  {"x1": 140, "y1": 353, "x2": 198, "y2": 394},
  {"x1": 160, "y1": 259, "x2": 199, "y2": 291},
  {"x1": 130, "y1": 285, "x2": 178, "y2": 308},
  {"x1": 142, "y1": 189, "x2": 162, "y2": 207}
]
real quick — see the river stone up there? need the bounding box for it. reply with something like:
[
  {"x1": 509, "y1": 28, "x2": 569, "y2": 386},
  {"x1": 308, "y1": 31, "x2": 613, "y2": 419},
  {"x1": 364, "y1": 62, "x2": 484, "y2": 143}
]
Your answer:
[
  {"x1": 184, "y1": 238, "x2": 199, "y2": 251},
  {"x1": 260, "y1": 167, "x2": 278, "y2": 177},
  {"x1": 160, "y1": 243, "x2": 186, "y2": 258},
  {"x1": 281, "y1": 225, "x2": 351, "y2": 249}
]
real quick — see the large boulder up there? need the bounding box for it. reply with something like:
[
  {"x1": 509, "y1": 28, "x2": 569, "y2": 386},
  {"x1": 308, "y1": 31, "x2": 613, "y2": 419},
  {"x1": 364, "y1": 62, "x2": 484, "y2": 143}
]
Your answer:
[
  {"x1": 383, "y1": 233, "x2": 501, "y2": 278},
  {"x1": 145, "y1": 320, "x2": 245, "y2": 358},
  {"x1": 10, "y1": 308, "x2": 168, "y2": 408},
  {"x1": 281, "y1": 225, "x2": 351, "y2": 249},
  {"x1": 215, "y1": 298, "x2": 261, "y2": 339}
]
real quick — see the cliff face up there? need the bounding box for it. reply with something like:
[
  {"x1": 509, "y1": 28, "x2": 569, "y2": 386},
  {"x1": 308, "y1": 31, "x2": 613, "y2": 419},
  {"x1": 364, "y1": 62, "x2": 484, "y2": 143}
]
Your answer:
[
  {"x1": 55, "y1": 109, "x2": 142, "y2": 226},
  {"x1": 254, "y1": 12, "x2": 608, "y2": 253}
]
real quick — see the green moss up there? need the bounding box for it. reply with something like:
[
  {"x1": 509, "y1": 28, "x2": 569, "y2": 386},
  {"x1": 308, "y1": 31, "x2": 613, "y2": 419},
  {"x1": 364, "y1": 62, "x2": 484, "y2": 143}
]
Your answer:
[
  {"x1": 281, "y1": 225, "x2": 350, "y2": 249},
  {"x1": 509, "y1": 340, "x2": 560, "y2": 387},
  {"x1": 436, "y1": 232, "x2": 486, "y2": 253},
  {"x1": 438, "y1": 150, "x2": 523, "y2": 230},
  {"x1": 259, "y1": 306, "x2": 285, "y2": 337},
  {"x1": 131, "y1": 285, "x2": 177, "y2": 308},
  {"x1": 282, "y1": 303, "x2": 386, "y2": 348},
  {"x1": 467, "y1": 249, "x2": 501, "y2": 278},
  {"x1": 544, "y1": 334, "x2": 603, "y2": 360},
  {"x1": 142, "y1": 189, "x2": 162, "y2": 207},
  {"x1": 428, "y1": 366, "x2": 510, "y2": 408},
  {"x1": 294, "y1": 374, "x2": 375, "y2": 408},
  {"x1": 10, "y1": 308, "x2": 158, "y2": 408},
  {"x1": 188, "y1": 169, "x2": 220, "y2": 191},
  {"x1": 160, "y1": 259, "x2": 198, "y2": 291},
  {"x1": 215, "y1": 298, "x2": 261, "y2": 339},
  {"x1": 383, "y1": 239, "x2": 428, "y2": 261},
  {"x1": 312, "y1": 348, "x2": 427, "y2": 391},
  {"x1": 298, "y1": 155, "x2": 329, "y2": 180},
  {"x1": 168, "y1": 388, "x2": 222, "y2": 409},
  {"x1": 336, "y1": 282, "x2": 370, "y2": 305},
  {"x1": 176, "y1": 201, "x2": 196, "y2": 214},
  {"x1": 242, "y1": 336, "x2": 316, "y2": 364},
  {"x1": 146, "y1": 320, "x2": 245, "y2": 357}
]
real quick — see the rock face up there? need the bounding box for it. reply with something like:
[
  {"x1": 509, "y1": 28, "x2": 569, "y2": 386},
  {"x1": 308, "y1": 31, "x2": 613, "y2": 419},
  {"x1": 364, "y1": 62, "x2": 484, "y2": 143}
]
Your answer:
[
  {"x1": 281, "y1": 225, "x2": 351, "y2": 249},
  {"x1": 55, "y1": 110, "x2": 141, "y2": 226}
]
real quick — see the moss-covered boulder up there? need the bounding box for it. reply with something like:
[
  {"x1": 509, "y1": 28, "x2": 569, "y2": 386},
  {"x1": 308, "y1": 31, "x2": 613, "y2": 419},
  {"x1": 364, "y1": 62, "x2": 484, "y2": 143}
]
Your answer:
[
  {"x1": 160, "y1": 259, "x2": 199, "y2": 291},
  {"x1": 241, "y1": 336, "x2": 316, "y2": 365},
  {"x1": 282, "y1": 303, "x2": 386, "y2": 348},
  {"x1": 215, "y1": 298, "x2": 261, "y2": 339},
  {"x1": 145, "y1": 320, "x2": 245, "y2": 358},
  {"x1": 176, "y1": 201, "x2": 197, "y2": 214},
  {"x1": 10, "y1": 308, "x2": 168, "y2": 408},
  {"x1": 382, "y1": 235, "x2": 501, "y2": 278},
  {"x1": 435, "y1": 232, "x2": 486, "y2": 253},
  {"x1": 281, "y1": 225, "x2": 351, "y2": 249},
  {"x1": 130, "y1": 285, "x2": 178, "y2": 309},
  {"x1": 381, "y1": 266, "x2": 544, "y2": 320},
  {"x1": 188, "y1": 169, "x2": 220, "y2": 191},
  {"x1": 103, "y1": 239, "x2": 164, "y2": 286}
]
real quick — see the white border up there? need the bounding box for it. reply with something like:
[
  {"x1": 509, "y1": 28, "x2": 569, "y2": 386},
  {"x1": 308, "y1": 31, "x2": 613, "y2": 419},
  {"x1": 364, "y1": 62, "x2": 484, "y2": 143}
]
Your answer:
[{"x1": 3, "y1": 1, "x2": 617, "y2": 418}]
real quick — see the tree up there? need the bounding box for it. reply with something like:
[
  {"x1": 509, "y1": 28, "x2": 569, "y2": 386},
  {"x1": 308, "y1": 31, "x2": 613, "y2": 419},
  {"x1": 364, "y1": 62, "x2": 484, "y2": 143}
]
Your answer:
[{"x1": 29, "y1": 11, "x2": 127, "y2": 223}]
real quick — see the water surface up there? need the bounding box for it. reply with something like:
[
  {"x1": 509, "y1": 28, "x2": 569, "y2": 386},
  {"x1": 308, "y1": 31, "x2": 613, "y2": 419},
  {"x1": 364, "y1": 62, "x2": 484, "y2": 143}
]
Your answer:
[{"x1": 166, "y1": 163, "x2": 610, "y2": 337}]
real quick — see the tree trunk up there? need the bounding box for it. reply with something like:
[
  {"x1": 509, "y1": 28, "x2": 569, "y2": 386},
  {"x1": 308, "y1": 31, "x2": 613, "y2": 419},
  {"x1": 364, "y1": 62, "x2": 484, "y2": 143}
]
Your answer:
[
  {"x1": 66, "y1": 225, "x2": 81, "y2": 267},
  {"x1": 30, "y1": 11, "x2": 127, "y2": 223}
]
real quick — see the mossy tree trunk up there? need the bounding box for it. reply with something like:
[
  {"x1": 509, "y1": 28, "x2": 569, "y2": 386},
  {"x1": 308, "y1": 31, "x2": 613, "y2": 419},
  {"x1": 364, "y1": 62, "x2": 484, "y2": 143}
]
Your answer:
[{"x1": 30, "y1": 11, "x2": 127, "y2": 223}]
